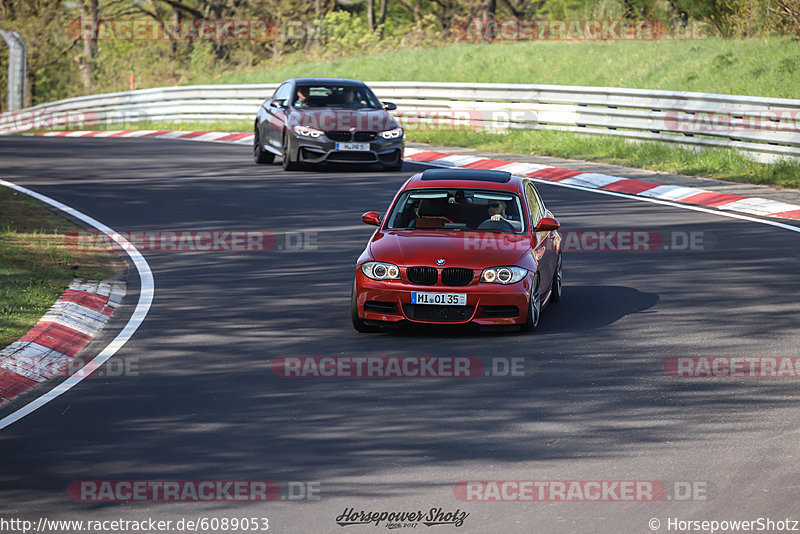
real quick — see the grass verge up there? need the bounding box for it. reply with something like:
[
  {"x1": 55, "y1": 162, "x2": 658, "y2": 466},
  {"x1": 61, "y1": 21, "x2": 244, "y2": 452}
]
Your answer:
[
  {"x1": 203, "y1": 38, "x2": 800, "y2": 100},
  {"x1": 0, "y1": 186, "x2": 127, "y2": 347}
]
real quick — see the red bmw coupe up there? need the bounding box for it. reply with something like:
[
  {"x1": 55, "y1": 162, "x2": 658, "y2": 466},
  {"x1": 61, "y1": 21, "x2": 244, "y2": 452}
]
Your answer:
[{"x1": 351, "y1": 168, "x2": 563, "y2": 332}]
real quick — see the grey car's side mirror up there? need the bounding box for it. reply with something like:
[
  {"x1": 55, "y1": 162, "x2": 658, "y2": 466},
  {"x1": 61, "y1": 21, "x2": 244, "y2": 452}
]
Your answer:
[{"x1": 383, "y1": 102, "x2": 397, "y2": 111}]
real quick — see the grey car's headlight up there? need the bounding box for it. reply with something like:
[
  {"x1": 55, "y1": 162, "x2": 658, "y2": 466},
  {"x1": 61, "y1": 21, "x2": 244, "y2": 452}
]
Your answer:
[
  {"x1": 379, "y1": 127, "x2": 404, "y2": 139},
  {"x1": 293, "y1": 125, "x2": 322, "y2": 138},
  {"x1": 361, "y1": 261, "x2": 401, "y2": 280},
  {"x1": 480, "y1": 266, "x2": 527, "y2": 284}
]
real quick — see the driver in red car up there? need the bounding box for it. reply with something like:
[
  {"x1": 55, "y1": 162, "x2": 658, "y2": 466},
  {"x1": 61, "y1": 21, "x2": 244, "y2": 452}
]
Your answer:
[
  {"x1": 487, "y1": 200, "x2": 522, "y2": 231},
  {"x1": 488, "y1": 200, "x2": 508, "y2": 221}
]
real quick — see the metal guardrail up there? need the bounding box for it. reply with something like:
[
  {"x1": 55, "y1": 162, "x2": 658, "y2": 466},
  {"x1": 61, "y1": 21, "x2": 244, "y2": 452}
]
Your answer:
[{"x1": 1, "y1": 82, "x2": 799, "y2": 163}]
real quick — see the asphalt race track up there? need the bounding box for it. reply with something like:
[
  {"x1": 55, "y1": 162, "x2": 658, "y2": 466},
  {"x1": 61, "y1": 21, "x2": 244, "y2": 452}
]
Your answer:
[{"x1": 1, "y1": 136, "x2": 800, "y2": 533}]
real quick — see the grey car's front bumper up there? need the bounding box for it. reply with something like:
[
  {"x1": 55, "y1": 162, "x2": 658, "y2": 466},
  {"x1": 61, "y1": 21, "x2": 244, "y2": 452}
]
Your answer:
[{"x1": 289, "y1": 135, "x2": 404, "y2": 165}]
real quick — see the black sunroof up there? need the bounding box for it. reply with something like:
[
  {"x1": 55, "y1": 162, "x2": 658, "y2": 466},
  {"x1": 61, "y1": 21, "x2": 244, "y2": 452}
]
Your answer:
[{"x1": 419, "y1": 168, "x2": 512, "y2": 183}]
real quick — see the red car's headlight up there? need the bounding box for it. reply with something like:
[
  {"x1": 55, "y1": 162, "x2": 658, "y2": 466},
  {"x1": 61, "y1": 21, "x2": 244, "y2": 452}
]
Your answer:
[
  {"x1": 361, "y1": 261, "x2": 401, "y2": 280},
  {"x1": 480, "y1": 266, "x2": 527, "y2": 284}
]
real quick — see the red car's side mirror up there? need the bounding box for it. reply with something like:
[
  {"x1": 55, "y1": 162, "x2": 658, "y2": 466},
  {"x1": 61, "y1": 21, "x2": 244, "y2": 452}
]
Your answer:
[
  {"x1": 361, "y1": 211, "x2": 381, "y2": 226},
  {"x1": 535, "y1": 217, "x2": 560, "y2": 232}
]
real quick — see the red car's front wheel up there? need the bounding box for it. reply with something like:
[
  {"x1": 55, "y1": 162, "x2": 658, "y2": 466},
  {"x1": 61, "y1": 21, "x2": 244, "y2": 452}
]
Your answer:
[
  {"x1": 351, "y1": 278, "x2": 380, "y2": 333},
  {"x1": 521, "y1": 273, "x2": 541, "y2": 332}
]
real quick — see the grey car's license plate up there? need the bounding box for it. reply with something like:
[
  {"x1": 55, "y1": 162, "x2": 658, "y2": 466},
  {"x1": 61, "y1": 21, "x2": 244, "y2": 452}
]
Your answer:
[{"x1": 335, "y1": 142, "x2": 370, "y2": 151}]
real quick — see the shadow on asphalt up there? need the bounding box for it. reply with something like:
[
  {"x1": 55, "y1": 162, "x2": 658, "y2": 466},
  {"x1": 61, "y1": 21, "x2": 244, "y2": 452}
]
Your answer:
[{"x1": 0, "y1": 137, "x2": 798, "y2": 511}]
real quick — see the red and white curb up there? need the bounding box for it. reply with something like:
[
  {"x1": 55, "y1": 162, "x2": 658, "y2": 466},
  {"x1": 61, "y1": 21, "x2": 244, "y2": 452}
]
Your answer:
[
  {"x1": 0, "y1": 177, "x2": 153, "y2": 431},
  {"x1": 33, "y1": 129, "x2": 254, "y2": 144},
  {"x1": 403, "y1": 148, "x2": 800, "y2": 222},
  {"x1": 26, "y1": 130, "x2": 800, "y2": 221},
  {"x1": 0, "y1": 279, "x2": 125, "y2": 403}
]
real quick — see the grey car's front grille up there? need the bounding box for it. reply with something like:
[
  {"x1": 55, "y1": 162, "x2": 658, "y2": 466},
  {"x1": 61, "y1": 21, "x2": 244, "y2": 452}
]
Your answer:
[
  {"x1": 326, "y1": 131, "x2": 351, "y2": 141},
  {"x1": 354, "y1": 131, "x2": 377, "y2": 141}
]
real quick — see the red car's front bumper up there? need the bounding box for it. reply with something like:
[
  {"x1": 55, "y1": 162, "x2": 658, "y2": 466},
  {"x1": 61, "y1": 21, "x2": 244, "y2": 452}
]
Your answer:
[{"x1": 354, "y1": 269, "x2": 533, "y2": 326}]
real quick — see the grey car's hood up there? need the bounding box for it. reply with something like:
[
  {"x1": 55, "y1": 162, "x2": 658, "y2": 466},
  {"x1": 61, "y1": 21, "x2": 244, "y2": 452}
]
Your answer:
[{"x1": 287, "y1": 109, "x2": 400, "y2": 132}]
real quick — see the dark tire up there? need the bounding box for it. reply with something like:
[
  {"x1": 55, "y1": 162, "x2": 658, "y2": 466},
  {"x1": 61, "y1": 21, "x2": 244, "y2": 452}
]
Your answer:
[
  {"x1": 351, "y1": 279, "x2": 380, "y2": 333},
  {"x1": 550, "y1": 252, "x2": 562, "y2": 304},
  {"x1": 282, "y1": 134, "x2": 301, "y2": 171},
  {"x1": 521, "y1": 273, "x2": 541, "y2": 332},
  {"x1": 253, "y1": 126, "x2": 274, "y2": 164}
]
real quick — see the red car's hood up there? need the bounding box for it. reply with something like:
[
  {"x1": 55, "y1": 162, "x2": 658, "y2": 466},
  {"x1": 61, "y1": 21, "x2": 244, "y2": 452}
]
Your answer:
[
  {"x1": 369, "y1": 230, "x2": 531, "y2": 268},
  {"x1": 287, "y1": 109, "x2": 399, "y2": 132}
]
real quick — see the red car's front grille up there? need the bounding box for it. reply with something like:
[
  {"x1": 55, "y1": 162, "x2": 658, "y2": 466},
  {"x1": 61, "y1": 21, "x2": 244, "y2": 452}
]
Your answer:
[
  {"x1": 406, "y1": 266, "x2": 438, "y2": 285},
  {"x1": 403, "y1": 304, "x2": 474, "y2": 322},
  {"x1": 441, "y1": 268, "x2": 474, "y2": 286}
]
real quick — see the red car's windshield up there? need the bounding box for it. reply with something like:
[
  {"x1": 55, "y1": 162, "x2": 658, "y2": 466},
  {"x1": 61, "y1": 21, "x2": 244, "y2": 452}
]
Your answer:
[{"x1": 385, "y1": 189, "x2": 526, "y2": 234}]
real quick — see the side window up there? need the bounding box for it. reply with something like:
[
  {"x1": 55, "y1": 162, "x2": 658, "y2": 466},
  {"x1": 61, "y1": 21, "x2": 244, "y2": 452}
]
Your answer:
[
  {"x1": 532, "y1": 186, "x2": 546, "y2": 218},
  {"x1": 272, "y1": 82, "x2": 291, "y2": 102},
  {"x1": 525, "y1": 183, "x2": 542, "y2": 227}
]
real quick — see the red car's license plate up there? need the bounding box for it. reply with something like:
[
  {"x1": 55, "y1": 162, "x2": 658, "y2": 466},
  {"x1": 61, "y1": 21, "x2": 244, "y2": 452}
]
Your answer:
[{"x1": 411, "y1": 292, "x2": 467, "y2": 305}]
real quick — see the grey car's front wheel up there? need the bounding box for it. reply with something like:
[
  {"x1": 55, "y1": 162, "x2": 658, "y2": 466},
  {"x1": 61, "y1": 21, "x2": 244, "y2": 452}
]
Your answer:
[
  {"x1": 282, "y1": 134, "x2": 301, "y2": 171},
  {"x1": 253, "y1": 127, "x2": 274, "y2": 164}
]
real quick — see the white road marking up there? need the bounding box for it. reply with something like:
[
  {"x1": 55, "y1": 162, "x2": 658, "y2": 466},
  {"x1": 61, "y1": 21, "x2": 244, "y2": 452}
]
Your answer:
[{"x1": 0, "y1": 179, "x2": 154, "y2": 430}]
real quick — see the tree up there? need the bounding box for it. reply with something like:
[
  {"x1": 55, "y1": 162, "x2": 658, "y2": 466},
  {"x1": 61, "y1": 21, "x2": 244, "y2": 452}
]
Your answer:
[
  {"x1": 76, "y1": 0, "x2": 98, "y2": 90},
  {"x1": 0, "y1": 0, "x2": 82, "y2": 106},
  {"x1": 773, "y1": 0, "x2": 800, "y2": 35}
]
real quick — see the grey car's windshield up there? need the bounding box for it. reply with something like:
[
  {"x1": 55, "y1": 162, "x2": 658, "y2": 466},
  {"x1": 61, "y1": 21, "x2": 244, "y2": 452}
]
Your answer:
[
  {"x1": 293, "y1": 84, "x2": 382, "y2": 110},
  {"x1": 386, "y1": 189, "x2": 526, "y2": 233}
]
